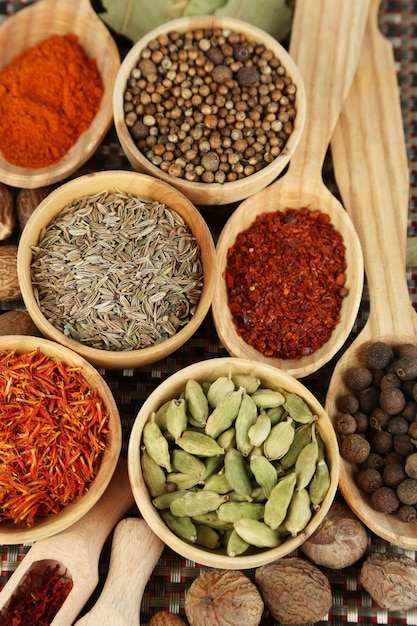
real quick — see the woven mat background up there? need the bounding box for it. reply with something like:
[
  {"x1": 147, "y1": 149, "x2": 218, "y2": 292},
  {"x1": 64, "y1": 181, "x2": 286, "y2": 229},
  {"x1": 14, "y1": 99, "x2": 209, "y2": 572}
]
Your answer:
[{"x1": 0, "y1": 0, "x2": 416, "y2": 624}]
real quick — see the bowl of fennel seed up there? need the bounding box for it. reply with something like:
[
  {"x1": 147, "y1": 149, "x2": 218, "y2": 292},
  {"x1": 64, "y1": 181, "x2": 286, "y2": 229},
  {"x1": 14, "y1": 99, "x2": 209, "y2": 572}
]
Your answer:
[{"x1": 17, "y1": 170, "x2": 216, "y2": 369}]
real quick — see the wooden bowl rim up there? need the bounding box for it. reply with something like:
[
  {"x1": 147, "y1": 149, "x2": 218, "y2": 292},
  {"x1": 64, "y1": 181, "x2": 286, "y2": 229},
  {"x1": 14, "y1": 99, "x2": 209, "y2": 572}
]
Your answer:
[
  {"x1": 113, "y1": 15, "x2": 307, "y2": 206},
  {"x1": 128, "y1": 356, "x2": 339, "y2": 569},
  {"x1": 0, "y1": 334, "x2": 122, "y2": 544},
  {"x1": 0, "y1": 0, "x2": 120, "y2": 188},
  {"x1": 17, "y1": 170, "x2": 216, "y2": 369}
]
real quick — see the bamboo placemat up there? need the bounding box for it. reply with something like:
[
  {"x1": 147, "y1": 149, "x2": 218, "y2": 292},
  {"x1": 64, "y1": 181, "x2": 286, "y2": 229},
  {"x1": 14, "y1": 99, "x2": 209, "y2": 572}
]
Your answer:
[{"x1": 0, "y1": 0, "x2": 417, "y2": 624}]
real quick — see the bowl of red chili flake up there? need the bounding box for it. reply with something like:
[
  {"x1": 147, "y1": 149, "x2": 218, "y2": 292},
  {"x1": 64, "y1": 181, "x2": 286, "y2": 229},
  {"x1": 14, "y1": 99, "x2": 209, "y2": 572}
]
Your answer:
[
  {"x1": 0, "y1": 0, "x2": 120, "y2": 189},
  {"x1": 0, "y1": 335, "x2": 121, "y2": 544},
  {"x1": 113, "y1": 16, "x2": 306, "y2": 206}
]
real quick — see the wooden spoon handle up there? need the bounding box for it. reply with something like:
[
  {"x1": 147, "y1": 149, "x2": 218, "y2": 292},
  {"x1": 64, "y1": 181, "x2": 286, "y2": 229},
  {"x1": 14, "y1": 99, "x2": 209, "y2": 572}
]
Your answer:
[
  {"x1": 330, "y1": 0, "x2": 413, "y2": 336},
  {"x1": 287, "y1": 0, "x2": 371, "y2": 183},
  {"x1": 75, "y1": 518, "x2": 164, "y2": 625}
]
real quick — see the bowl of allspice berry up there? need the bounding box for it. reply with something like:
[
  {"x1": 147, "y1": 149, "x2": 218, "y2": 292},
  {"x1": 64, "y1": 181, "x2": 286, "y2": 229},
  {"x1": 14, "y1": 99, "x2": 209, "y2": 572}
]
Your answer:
[
  {"x1": 326, "y1": 340, "x2": 417, "y2": 550},
  {"x1": 128, "y1": 357, "x2": 339, "y2": 569},
  {"x1": 113, "y1": 16, "x2": 306, "y2": 206},
  {"x1": 17, "y1": 170, "x2": 216, "y2": 370}
]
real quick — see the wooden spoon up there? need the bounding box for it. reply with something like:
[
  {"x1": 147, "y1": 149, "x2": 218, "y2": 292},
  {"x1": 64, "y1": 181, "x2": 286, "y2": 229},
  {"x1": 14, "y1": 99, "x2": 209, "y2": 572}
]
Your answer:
[
  {"x1": 212, "y1": 0, "x2": 369, "y2": 379},
  {"x1": 0, "y1": 458, "x2": 135, "y2": 626},
  {"x1": 75, "y1": 518, "x2": 164, "y2": 625},
  {"x1": 0, "y1": 0, "x2": 120, "y2": 188},
  {"x1": 324, "y1": 0, "x2": 417, "y2": 548}
]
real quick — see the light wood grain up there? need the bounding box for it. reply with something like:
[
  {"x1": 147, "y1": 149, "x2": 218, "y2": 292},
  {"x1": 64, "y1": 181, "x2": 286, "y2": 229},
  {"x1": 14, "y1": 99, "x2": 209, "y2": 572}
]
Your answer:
[
  {"x1": 212, "y1": 0, "x2": 369, "y2": 379},
  {"x1": 128, "y1": 357, "x2": 340, "y2": 569},
  {"x1": 113, "y1": 15, "x2": 307, "y2": 206},
  {"x1": 17, "y1": 170, "x2": 216, "y2": 369},
  {"x1": 325, "y1": 0, "x2": 417, "y2": 549},
  {"x1": 75, "y1": 518, "x2": 164, "y2": 625},
  {"x1": 0, "y1": 458, "x2": 134, "y2": 626},
  {"x1": 0, "y1": 335, "x2": 122, "y2": 544},
  {"x1": 0, "y1": 0, "x2": 120, "y2": 188}
]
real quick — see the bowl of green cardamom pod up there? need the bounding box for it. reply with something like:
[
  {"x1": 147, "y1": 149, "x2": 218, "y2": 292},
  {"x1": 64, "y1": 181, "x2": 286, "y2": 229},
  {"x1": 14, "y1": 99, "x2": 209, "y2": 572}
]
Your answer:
[{"x1": 128, "y1": 357, "x2": 339, "y2": 568}]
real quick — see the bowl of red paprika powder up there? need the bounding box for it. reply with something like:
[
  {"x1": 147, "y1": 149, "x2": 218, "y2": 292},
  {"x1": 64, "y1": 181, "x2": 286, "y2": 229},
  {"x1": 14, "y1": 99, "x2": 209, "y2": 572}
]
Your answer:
[
  {"x1": 113, "y1": 15, "x2": 306, "y2": 206},
  {"x1": 0, "y1": 334, "x2": 122, "y2": 544},
  {"x1": 0, "y1": 0, "x2": 120, "y2": 189}
]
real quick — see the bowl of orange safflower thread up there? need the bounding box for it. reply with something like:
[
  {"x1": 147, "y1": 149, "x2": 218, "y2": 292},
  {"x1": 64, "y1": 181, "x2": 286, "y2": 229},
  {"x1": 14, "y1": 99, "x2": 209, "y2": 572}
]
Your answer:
[
  {"x1": 0, "y1": 0, "x2": 120, "y2": 189},
  {"x1": 0, "y1": 335, "x2": 122, "y2": 544}
]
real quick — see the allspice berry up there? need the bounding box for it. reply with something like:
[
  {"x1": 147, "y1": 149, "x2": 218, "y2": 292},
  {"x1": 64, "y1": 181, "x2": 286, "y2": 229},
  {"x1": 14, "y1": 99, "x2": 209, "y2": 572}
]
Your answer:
[
  {"x1": 345, "y1": 366, "x2": 373, "y2": 391},
  {"x1": 356, "y1": 468, "x2": 384, "y2": 494},
  {"x1": 379, "y1": 387, "x2": 406, "y2": 415},
  {"x1": 398, "y1": 504, "x2": 417, "y2": 522},
  {"x1": 396, "y1": 355, "x2": 417, "y2": 381},
  {"x1": 371, "y1": 486, "x2": 400, "y2": 513},
  {"x1": 336, "y1": 413, "x2": 357, "y2": 435},
  {"x1": 338, "y1": 392, "x2": 360, "y2": 414},
  {"x1": 365, "y1": 341, "x2": 394, "y2": 369},
  {"x1": 397, "y1": 478, "x2": 417, "y2": 505},
  {"x1": 340, "y1": 433, "x2": 370, "y2": 464},
  {"x1": 371, "y1": 430, "x2": 393, "y2": 455},
  {"x1": 382, "y1": 463, "x2": 407, "y2": 488},
  {"x1": 405, "y1": 453, "x2": 417, "y2": 478}
]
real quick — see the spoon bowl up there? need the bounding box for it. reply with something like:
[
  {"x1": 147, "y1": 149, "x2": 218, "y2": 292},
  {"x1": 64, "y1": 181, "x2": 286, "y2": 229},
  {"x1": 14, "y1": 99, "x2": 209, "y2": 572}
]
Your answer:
[
  {"x1": 0, "y1": 0, "x2": 120, "y2": 188},
  {"x1": 325, "y1": 0, "x2": 417, "y2": 549},
  {"x1": 212, "y1": 0, "x2": 368, "y2": 379}
]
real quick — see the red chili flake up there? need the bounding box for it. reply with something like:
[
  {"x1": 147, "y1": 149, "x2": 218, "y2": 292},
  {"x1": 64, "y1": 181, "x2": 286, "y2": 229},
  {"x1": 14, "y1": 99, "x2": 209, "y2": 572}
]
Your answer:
[
  {"x1": 0, "y1": 564, "x2": 73, "y2": 625},
  {"x1": 0, "y1": 349, "x2": 110, "y2": 527},
  {"x1": 224, "y1": 207, "x2": 347, "y2": 359}
]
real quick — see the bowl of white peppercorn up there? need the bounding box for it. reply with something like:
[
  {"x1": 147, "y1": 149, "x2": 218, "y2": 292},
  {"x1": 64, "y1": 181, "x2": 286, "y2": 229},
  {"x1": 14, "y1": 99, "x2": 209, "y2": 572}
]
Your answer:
[
  {"x1": 113, "y1": 16, "x2": 306, "y2": 206},
  {"x1": 17, "y1": 170, "x2": 216, "y2": 369},
  {"x1": 128, "y1": 356, "x2": 339, "y2": 569}
]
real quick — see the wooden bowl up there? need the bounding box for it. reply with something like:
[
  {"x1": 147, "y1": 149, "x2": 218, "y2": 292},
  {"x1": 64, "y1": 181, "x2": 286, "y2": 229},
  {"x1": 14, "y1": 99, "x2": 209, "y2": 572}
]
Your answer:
[
  {"x1": 113, "y1": 16, "x2": 306, "y2": 206},
  {"x1": 128, "y1": 357, "x2": 339, "y2": 569},
  {"x1": 0, "y1": 0, "x2": 120, "y2": 188},
  {"x1": 17, "y1": 170, "x2": 216, "y2": 369},
  {"x1": 0, "y1": 335, "x2": 122, "y2": 544}
]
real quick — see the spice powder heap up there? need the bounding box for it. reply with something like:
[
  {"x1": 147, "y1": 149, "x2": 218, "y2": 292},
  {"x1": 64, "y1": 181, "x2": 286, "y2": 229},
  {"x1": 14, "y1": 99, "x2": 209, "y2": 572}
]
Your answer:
[
  {"x1": 0, "y1": 34, "x2": 103, "y2": 169},
  {"x1": 31, "y1": 190, "x2": 203, "y2": 351},
  {"x1": 0, "y1": 348, "x2": 110, "y2": 527},
  {"x1": 225, "y1": 207, "x2": 347, "y2": 359}
]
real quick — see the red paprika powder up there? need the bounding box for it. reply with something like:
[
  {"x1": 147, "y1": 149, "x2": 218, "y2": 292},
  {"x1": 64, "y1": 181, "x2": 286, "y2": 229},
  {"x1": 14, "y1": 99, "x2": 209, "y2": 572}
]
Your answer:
[
  {"x1": 224, "y1": 207, "x2": 347, "y2": 359},
  {"x1": 0, "y1": 34, "x2": 103, "y2": 169}
]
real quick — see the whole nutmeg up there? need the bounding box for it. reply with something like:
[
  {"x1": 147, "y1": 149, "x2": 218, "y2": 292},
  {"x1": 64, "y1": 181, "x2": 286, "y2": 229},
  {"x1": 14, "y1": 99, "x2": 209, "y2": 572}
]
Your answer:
[
  {"x1": 300, "y1": 501, "x2": 368, "y2": 569},
  {"x1": 255, "y1": 557, "x2": 332, "y2": 626},
  {"x1": 360, "y1": 552, "x2": 417, "y2": 611},
  {"x1": 185, "y1": 569, "x2": 264, "y2": 626},
  {"x1": 0, "y1": 245, "x2": 21, "y2": 301},
  {"x1": 0, "y1": 310, "x2": 42, "y2": 337},
  {"x1": 16, "y1": 185, "x2": 53, "y2": 231},
  {"x1": 0, "y1": 182, "x2": 15, "y2": 240},
  {"x1": 148, "y1": 612, "x2": 187, "y2": 626}
]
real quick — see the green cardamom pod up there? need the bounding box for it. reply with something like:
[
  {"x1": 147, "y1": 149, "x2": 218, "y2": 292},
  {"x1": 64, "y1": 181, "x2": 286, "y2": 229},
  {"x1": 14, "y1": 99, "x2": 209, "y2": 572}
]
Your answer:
[
  {"x1": 142, "y1": 421, "x2": 172, "y2": 472},
  {"x1": 234, "y1": 518, "x2": 282, "y2": 548},
  {"x1": 205, "y1": 387, "x2": 244, "y2": 439},
  {"x1": 280, "y1": 423, "x2": 312, "y2": 470},
  {"x1": 203, "y1": 471, "x2": 232, "y2": 494},
  {"x1": 217, "y1": 501, "x2": 265, "y2": 523},
  {"x1": 217, "y1": 426, "x2": 236, "y2": 451},
  {"x1": 266, "y1": 405, "x2": 287, "y2": 426},
  {"x1": 170, "y1": 491, "x2": 228, "y2": 517},
  {"x1": 264, "y1": 472, "x2": 296, "y2": 530},
  {"x1": 152, "y1": 400, "x2": 171, "y2": 431},
  {"x1": 166, "y1": 472, "x2": 202, "y2": 490},
  {"x1": 166, "y1": 398, "x2": 188, "y2": 442},
  {"x1": 263, "y1": 417, "x2": 295, "y2": 460},
  {"x1": 206, "y1": 376, "x2": 235, "y2": 407},
  {"x1": 224, "y1": 448, "x2": 253, "y2": 502},
  {"x1": 295, "y1": 428, "x2": 319, "y2": 491},
  {"x1": 192, "y1": 511, "x2": 234, "y2": 531},
  {"x1": 202, "y1": 455, "x2": 224, "y2": 480},
  {"x1": 161, "y1": 510, "x2": 197, "y2": 543},
  {"x1": 141, "y1": 449, "x2": 167, "y2": 498},
  {"x1": 283, "y1": 391, "x2": 315, "y2": 424},
  {"x1": 284, "y1": 487, "x2": 312, "y2": 537},
  {"x1": 185, "y1": 378, "x2": 209, "y2": 426},
  {"x1": 249, "y1": 454, "x2": 278, "y2": 499},
  {"x1": 152, "y1": 490, "x2": 188, "y2": 510},
  {"x1": 195, "y1": 524, "x2": 221, "y2": 549},
  {"x1": 248, "y1": 410, "x2": 272, "y2": 447},
  {"x1": 250, "y1": 388, "x2": 285, "y2": 409},
  {"x1": 171, "y1": 448, "x2": 206, "y2": 478},
  {"x1": 177, "y1": 430, "x2": 224, "y2": 457},
  {"x1": 309, "y1": 432, "x2": 330, "y2": 510},
  {"x1": 226, "y1": 528, "x2": 250, "y2": 557},
  {"x1": 231, "y1": 374, "x2": 261, "y2": 394},
  {"x1": 235, "y1": 391, "x2": 258, "y2": 457}
]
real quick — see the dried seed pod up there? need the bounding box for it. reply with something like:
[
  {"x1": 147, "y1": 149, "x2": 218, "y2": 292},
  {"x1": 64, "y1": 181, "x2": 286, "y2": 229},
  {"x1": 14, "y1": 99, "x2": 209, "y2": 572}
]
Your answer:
[
  {"x1": 185, "y1": 569, "x2": 264, "y2": 626},
  {"x1": 300, "y1": 501, "x2": 368, "y2": 568},
  {"x1": 255, "y1": 557, "x2": 332, "y2": 626},
  {"x1": 360, "y1": 552, "x2": 417, "y2": 611}
]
